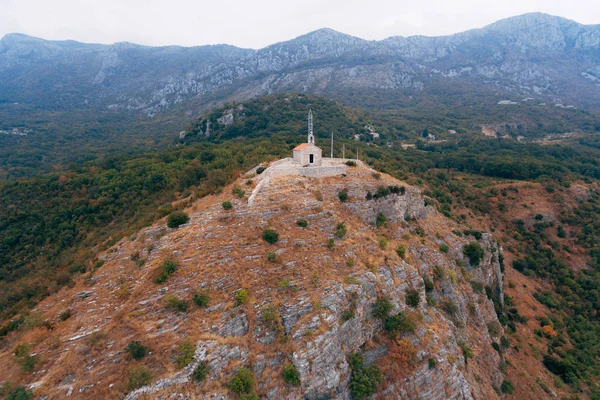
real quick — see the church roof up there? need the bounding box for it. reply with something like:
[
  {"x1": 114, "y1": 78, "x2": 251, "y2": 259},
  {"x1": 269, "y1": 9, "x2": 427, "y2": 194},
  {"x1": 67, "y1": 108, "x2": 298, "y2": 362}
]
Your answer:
[{"x1": 293, "y1": 143, "x2": 310, "y2": 151}]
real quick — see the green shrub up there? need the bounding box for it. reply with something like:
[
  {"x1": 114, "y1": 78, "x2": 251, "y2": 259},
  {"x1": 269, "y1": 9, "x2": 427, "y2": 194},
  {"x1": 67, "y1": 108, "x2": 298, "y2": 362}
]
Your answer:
[
  {"x1": 501, "y1": 380, "x2": 515, "y2": 394},
  {"x1": 266, "y1": 252, "x2": 277, "y2": 262},
  {"x1": 193, "y1": 290, "x2": 210, "y2": 308},
  {"x1": 262, "y1": 229, "x2": 279, "y2": 244},
  {"x1": 126, "y1": 341, "x2": 148, "y2": 360},
  {"x1": 296, "y1": 219, "x2": 308, "y2": 227},
  {"x1": 440, "y1": 300, "x2": 458, "y2": 317},
  {"x1": 406, "y1": 289, "x2": 420, "y2": 308},
  {"x1": 229, "y1": 367, "x2": 254, "y2": 395},
  {"x1": 59, "y1": 310, "x2": 71, "y2": 321},
  {"x1": 463, "y1": 242, "x2": 484, "y2": 266},
  {"x1": 235, "y1": 289, "x2": 249, "y2": 305},
  {"x1": 379, "y1": 238, "x2": 387, "y2": 250},
  {"x1": 459, "y1": 341, "x2": 473, "y2": 362},
  {"x1": 345, "y1": 160, "x2": 357, "y2": 167},
  {"x1": 439, "y1": 244, "x2": 449, "y2": 253},
  {"x1": 373, "y1": 296, "x2": 393, "y2": 319},
  {"x1": 384, "y1": 313, "x2": 415, "y2": 336},
  {"x1": 348, "y1": 352, "x2": 382, "y2": 399},
  {"x1": 338, "y1": 189, "x2": 348, "y2": 202},
  {"x1": 232, "y1": 185, "x2": 245, "y2": 198},
  {"x1": 396, "y1": 245, "x2": 406, "y2": 259},
  {"x1": 13, "y1": 344, "x2": 37, "y2": 372},
  {"x1": 128, "y1": 366, "x2": 152, "y2": 390},
  {"x1": 175, "y1": 341, "x2": 195, "y2": 369},
  {"x1": 256, "y1": 166, "x2": 266, "y2": 175},
  {"x1": 222, "y1": 201, "x2": 233, "y2": 210},
  {"x1": 164, "y1": 295, "x2": 188, "y2": 312},
  {"x1": 167, "y1": 211, "x2": 189, "y2": 228},
  {"x1": 193, "y1": 361, "x2": 209, "y2": 382},
  {"x1": 428, "y1": 358, "x2": 437, "y2": 369},
  {"x1": 327, "y1": 238, "x2": 335, "y2": 248},
  {"x1": 376, "y1": 213, "x2": 387, "y2": 228},
  {"x1": 5, "y1": 386, "x2": 33, "y2": 400},
  {"x1": 282, "y1": 363, "x2": 301, "y2": 386},
  {"x1": 153, "y1": 257, "x2": 178, "y2": 284},
  {"x1": 335, "y1": 222, "x2": 347, "y2": 238},
  {"x1": 424, "y1": 278, "x2": 434, "y2": 292}
]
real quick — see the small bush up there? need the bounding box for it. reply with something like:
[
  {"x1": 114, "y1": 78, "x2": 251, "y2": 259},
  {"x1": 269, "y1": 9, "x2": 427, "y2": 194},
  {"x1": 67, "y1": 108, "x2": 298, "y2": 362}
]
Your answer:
[
  {"x1": 5, "y1": 386, "x2": 33, "y2": 400},
  {"x1": 232, "y1": 185, "x2": 245, "y2": 198},
  {"x1": 345, "y1": 160, "x2": 357, "y2": 167},
  {"x1": 348, "y1": 352, "x2": 382, "y2": 399},
  {"x1": 338, "y1": 189, "x2": 349, "y2": 202},
  {"x1": 384, "y1": 313, "x2": 416, "y2": 336},
  {"x1": 175, "y1": 341, "x2": 195, "y2": 369},
  {"x1": 296, "y1": 219, "x2": 308, "y2": 227},
  {"x1": 428, "y1": 358, "x2": 437, "y2": 369},
  {"x1": 222, "y1": 201, "x2": 233, "y2": 210},
  {"x1": 193, "y1": 290, "x2": 210, "y2": 308},
  {"x1": 439, "y1": 244, "x2": 449, "y2": 253},
  {"x1": 266, "y1": 252, "x2": 277, "y2": 262},
  {"x1": 13, "y1": 344, "x2": 37, "y2": 372},
  {"x1": 327, "y1": 238, "x2": 335, "y2": 248},
  {"x1": 463, "y1": 242, "x2": 484, "y2": 266},
  {"x1": 335, "y1": 222, "x2": 347, "y2": 238},
  {"x1": 440, "y1": 300, "x2": 459, "y2": 317},
  {"x1": 229, "y1": 367, "x2": 255, "y2": 395},
  {"x1": 424, "y1": 278, "x2": 434, "y2": 292},
  {"x1": 153, "y1": 257, "x2": 178, "y2": 284},
  {"x1": 262, "y1": 229, "x2": 279, "y2": 244},
  {"x1": 192, "y1": 361, "x2": 209, "y2": 382},
  {"x1": 501, "y1": 380, "x2": 514, "y2": 394},
  {"x1": 373, "y1": 296, "x2": 393, "y2": 319},
  {"x1": 235, "y1": 289, "x2": 249, "y2": 305},
  {"x1": 377, "y1": 238, "x2": 387, "y2": 250},
  {"x1": 128, "y1": 366, "x2": 152, "y2": 391},
  {"x1": 282, "y1": 363, "x2": 301, "y2": 386},
  {"x1": 396, "y1": 245, "x2": 406, "y2": 259},
  {"x1": 376, "y1": 213, "x2": 387, "y2": 228},
  {"x1": 406, "y1": 289, "x2": 420, "y2": 308},
  {"x1": 59, "y1": 310, "x2": 71, "y2": 321},
  {"x1": 167, "y1": 211, "x2": 189, "y2": 228},
  {"x1": 126, "y1": 341, "x2": 148, "y2": 360},
  {"x1": 164, "y1": 295, "x2": 188, "y2": 312}
]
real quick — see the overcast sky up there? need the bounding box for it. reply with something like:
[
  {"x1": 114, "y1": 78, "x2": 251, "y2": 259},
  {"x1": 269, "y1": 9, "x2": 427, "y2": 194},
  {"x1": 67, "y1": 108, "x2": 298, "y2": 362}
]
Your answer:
[{"x1": 0, "y1": 0, "x2": 597, "y2": 49}]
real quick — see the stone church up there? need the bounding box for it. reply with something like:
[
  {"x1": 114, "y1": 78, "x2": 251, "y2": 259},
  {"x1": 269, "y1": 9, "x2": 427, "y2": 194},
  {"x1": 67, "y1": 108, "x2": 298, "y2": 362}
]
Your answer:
[{"x1": 293, "y1": 109, "x2": 322, "y2": 166}]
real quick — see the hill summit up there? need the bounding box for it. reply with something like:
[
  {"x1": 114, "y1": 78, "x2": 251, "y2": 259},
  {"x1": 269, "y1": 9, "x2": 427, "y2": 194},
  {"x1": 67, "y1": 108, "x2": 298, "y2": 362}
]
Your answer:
[{"x1": 0, "y1": 160, "x2": 507, "y2": 399}]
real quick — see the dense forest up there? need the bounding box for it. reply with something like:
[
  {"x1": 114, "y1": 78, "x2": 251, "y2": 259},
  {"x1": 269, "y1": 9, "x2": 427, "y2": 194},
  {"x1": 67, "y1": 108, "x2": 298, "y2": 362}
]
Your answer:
[{"x1": 2, "y1": 93, "x2": 600, "y2": 396}]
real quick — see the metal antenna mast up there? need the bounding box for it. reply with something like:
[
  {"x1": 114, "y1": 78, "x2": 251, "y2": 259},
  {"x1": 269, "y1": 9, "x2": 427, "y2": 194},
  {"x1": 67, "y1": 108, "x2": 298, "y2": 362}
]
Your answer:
[
  {"x1": 308, "y1": 109, "x2": 314, "y2": 144},
  {"x1": 331, "y1": 132, "x2": 334, "y2": 158}
]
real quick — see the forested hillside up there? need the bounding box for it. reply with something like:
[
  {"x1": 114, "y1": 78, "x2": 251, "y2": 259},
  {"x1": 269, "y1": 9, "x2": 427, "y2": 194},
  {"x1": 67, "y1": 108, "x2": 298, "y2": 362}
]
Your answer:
[{"x1": 2, "y1": 94, "x2": 600, "y2": 397}]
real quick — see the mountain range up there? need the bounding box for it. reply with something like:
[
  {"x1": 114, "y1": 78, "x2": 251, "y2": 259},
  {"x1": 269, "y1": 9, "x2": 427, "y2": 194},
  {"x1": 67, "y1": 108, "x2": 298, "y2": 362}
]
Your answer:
[{"x1": 1, "y1": 12, "x2": 600, "y2": 117}]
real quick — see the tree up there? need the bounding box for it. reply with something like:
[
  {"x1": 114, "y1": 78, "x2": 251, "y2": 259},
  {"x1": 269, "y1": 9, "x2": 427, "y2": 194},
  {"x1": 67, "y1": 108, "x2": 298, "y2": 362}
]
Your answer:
[{"x1": 262, "y1": 229, "x2": 279, "y2": 244}]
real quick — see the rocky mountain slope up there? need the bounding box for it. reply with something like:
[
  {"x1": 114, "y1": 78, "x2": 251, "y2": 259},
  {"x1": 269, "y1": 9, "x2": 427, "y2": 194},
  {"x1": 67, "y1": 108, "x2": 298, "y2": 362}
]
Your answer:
[
  {"x1": 1, "y1": 13, "x2": 599, "y2": 116},
  {"x1": 0, "y1": 162, "x2": 511, "y2": 399}
]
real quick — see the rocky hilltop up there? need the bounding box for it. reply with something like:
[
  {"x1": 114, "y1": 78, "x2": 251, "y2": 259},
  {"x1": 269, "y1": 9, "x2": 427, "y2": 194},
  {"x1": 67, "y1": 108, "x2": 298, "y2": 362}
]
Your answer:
[
  {"x1": 0, "y1": 161, "x2": 508, "y2": 399},
  {"x1": 1, "y1": 13, "x2": 599, "y2": 115}
]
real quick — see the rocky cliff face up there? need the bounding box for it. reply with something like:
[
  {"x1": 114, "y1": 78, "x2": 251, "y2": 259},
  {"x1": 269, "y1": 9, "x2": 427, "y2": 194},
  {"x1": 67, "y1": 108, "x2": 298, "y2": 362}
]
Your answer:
[
  {"x1": 1, "y1": 13, "x2": 599, "y2": 115},
  {"x1": 0, "y1": 162, "x2": 507, "y2": 399}
]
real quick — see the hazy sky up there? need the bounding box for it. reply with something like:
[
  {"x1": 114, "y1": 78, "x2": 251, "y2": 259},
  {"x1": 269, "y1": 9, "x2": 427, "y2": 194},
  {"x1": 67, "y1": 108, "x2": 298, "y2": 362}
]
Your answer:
[{"x1": 0, "y1": 0, "x2": 597, "y2": 48}]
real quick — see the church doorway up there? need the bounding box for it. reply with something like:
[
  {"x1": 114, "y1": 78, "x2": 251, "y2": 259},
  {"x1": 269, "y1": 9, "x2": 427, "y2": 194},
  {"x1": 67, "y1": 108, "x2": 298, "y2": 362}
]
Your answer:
[{"x1": 309, "y1": 154, "x2": 314, "y2": 164}]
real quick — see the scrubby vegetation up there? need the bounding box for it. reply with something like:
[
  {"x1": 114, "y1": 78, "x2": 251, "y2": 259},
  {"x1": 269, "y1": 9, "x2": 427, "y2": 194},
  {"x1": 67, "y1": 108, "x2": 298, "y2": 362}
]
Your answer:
[
  {"x1": 153, "y1": 258, "x2": 179, "y2": 284},
  {"x1": 463, "y1": 242, "x2": 484, "y2": 266},
  {"x1": 167, "y1": 211, "x2": 189, "y2": 228},
  {"x1": 262, "y1": 229, "x2": 279, "y2": 244},
  {"x1": 126, "y1": 341, "x2": 148, "y2": 361},
  {"x1": 348, "y1": 352, "x2": 382, "y2": 399},
  {"x1": 282, "y1": 363, "x2": 301, "y2": 386}
]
